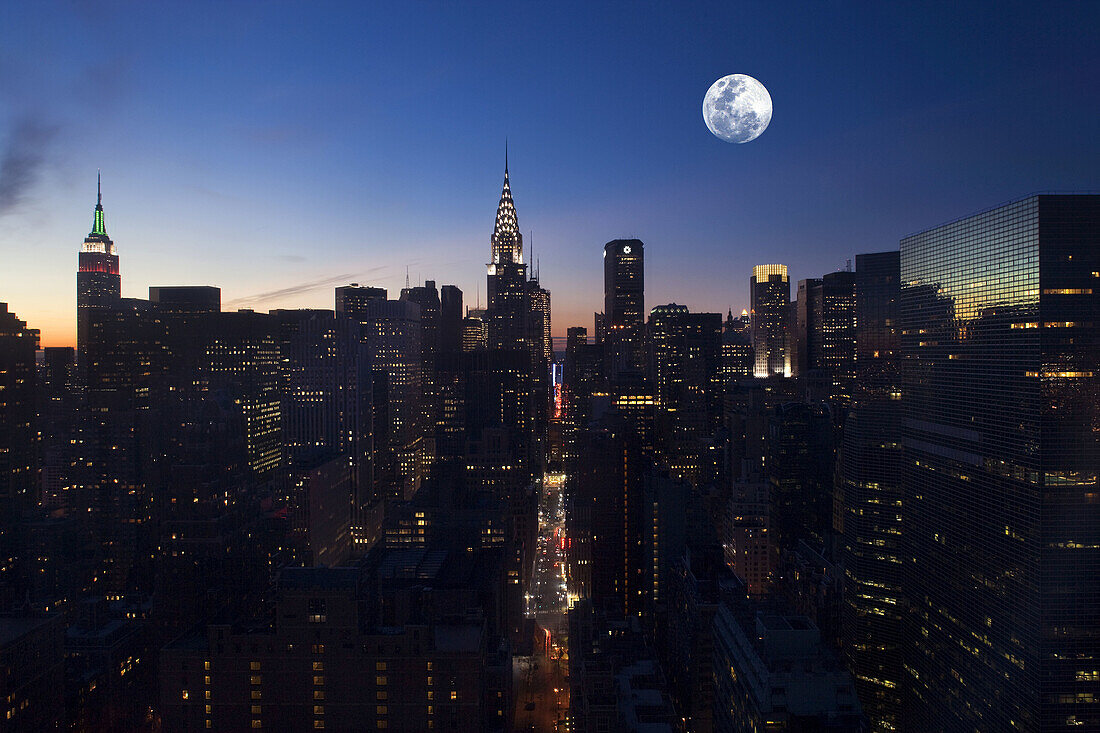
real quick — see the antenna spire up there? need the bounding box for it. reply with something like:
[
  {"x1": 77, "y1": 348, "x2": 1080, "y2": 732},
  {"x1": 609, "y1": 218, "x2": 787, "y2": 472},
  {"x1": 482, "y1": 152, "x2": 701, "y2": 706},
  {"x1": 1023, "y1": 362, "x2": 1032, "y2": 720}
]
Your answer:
[
  {"x1": 90, "y1": 170, "x2": 108, "y2": 237},
  {"x1": 405, "y1": 266, "x2": 410, "y2": 289}
]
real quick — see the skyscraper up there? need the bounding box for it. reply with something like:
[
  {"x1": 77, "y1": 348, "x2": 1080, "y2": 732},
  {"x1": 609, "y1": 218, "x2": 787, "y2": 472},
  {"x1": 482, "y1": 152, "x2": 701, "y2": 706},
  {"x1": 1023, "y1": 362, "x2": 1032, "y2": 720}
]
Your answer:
[
  {"x1": 900, "y1": 195, "x2": 1099, "y2": 731},
  {"x1": 604, "y1": 238, "x2": 645, "y2": 383},
  {"x1": 439, "y1": 284, "x2": 463, "y2": 356},
  {"x1": 529, "y1": 280, "x2": 552, "y2": 362},
  {"x1": 750, "y1": 264, "x2": 791, "y2": 378},
  {"x1": 77, "y1": 174, "x2": 120, "y2": 373},
  {"x1": 486, "y1": 153, "x2": 529, "y2": 351},
  {"x1": 793, "y1": 277, "x2": 822, "y2": 379},
  {"x1": 0, "y1": 303, "x2": 40, "y2": 602},
  {"x1": 648, "y1": 304, "x2": 722, "y2": 484},
  {"x1": 794, "y1": 271, "x2": 856, "y2": 409},
  {"x1": 336, "y1": 287, "x2": 424, "y2": 504},
  {"x1": 401, "y1": 280, "x2": 442, "y2": 475},
  {"x1": 835, "y1": 251, "x2": 902, "y2": 732}
]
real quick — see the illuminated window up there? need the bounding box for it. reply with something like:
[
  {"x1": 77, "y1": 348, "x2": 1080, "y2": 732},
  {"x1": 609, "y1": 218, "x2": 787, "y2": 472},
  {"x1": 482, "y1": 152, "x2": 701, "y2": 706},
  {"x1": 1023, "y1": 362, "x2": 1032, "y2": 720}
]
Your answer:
[
  {"x1": 376, "y1": 675, "x2": 387, "y2": 686},
  {"x1": 251, "y1": 721, "x2": 262, "y2": 729},
  {"x1": 251, "y1": 705, "x2": 261, "y2": 715},
  {"x1": 251, "y1": 690, "x2": 262, "y2": 700},
  {"x1": 376, "y1": 705, "x2": 388, "y2": 715},
  {"x1": 314, "y1": 705, "x2": 324, "y2": 715},
  {"x1": 182, "y1": 690, "x2": 190, "y2": 700},
  {"x1": 314, "y1": 676, "x2": 325, "y2": 686},
  {"x1": 250, "y1": 675, "x2": 261, "y2": 685},
  {"x1": 450, "y1": 691, "x2": 457, "y2": 701},
  {"x1": 250, "y1": 661, "x2": 261, "y2": 671},
  {"x1": 375, "y1": 662, "x2": 387, "y2": 672},
  {"x1": 313, "y1": 690, "x2": 325, "y2": 700},
  {"x1": 312, "y1": 662, "x2": 324, "y2": 671}
]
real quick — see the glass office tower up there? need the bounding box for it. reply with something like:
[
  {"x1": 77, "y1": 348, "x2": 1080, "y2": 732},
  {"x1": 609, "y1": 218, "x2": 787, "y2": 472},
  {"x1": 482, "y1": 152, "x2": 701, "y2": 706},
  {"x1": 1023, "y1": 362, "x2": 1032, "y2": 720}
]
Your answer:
[
  {"x1": 750, "y1": 264, "x2": 791, "y2": 378},
  {"x1": 900, "y1": 195, "x2": 1099, "y2": 732}
]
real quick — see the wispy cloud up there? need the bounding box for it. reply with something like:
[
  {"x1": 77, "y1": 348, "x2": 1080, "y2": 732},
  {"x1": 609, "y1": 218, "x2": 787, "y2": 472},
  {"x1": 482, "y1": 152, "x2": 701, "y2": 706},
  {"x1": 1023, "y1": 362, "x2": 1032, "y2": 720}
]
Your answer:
[
  {"x1": 0, "y1": 117, "x2": 59, "y2": 217},
  {"x1": 225, "y1": 266, "x2": 390, "y2": 308}
]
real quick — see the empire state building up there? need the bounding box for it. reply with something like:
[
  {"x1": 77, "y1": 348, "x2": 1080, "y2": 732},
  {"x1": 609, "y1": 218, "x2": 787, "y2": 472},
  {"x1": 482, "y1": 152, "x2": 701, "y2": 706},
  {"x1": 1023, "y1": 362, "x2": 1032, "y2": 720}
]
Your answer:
[{"x1": 77, "y1": 173, "x2": 120, "y2": 367}]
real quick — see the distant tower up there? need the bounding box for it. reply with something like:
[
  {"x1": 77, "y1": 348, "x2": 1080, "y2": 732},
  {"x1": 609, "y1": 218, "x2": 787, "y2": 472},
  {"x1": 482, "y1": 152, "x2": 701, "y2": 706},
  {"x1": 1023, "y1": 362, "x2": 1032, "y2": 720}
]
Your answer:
[
  {"x1": 749, "y1": 264, "x2": 790, "y2": 378},
  {"x1": 490, "y1": 145, "x2": 523, "y2": 268},
  {"x1": 77, "y1": 173, "x2": 120, "y2": 369},
  {"x1": 486, "y1": 149, "x2": 530, "y2": 350},
  {"x1": 603, "y1": 238, "x2": 645, "y2": 382}
]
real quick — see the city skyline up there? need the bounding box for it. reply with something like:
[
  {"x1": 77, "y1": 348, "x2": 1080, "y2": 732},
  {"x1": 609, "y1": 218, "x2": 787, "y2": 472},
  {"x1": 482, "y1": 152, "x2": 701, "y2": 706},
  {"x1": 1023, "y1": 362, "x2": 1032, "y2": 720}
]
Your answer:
[{"x1": 3, "y1": 1, "x2": 1099, "y2": 347}]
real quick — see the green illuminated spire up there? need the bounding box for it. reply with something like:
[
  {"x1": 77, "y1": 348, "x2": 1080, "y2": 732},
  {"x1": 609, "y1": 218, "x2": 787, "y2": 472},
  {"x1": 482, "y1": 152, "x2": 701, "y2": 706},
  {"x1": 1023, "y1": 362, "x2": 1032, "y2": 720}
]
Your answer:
[{"x1": 91, "y1": 170, "x2": 107, "y2": 236}]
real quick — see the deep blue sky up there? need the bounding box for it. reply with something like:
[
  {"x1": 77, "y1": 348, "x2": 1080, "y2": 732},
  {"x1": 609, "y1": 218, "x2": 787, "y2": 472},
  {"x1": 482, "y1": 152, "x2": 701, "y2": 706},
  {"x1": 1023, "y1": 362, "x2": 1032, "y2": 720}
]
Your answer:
[{"x1": 1, "y1": 1, "x2": 1097, "y2": 345}]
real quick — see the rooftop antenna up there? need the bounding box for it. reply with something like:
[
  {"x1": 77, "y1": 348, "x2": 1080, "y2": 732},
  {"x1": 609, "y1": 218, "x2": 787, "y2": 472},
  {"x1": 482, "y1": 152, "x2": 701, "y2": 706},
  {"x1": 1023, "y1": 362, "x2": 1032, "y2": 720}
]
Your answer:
[
  {"x1": 405, "y1": 266, "x2": 410, "y2": 289},
  {"x1": 97, "y1": 169, "x2": 102, "y2": 206}
]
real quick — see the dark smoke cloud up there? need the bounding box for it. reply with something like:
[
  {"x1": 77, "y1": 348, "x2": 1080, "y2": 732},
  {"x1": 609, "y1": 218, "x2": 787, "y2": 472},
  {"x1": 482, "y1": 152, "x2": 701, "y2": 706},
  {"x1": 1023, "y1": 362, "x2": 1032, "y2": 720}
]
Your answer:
[{"x1": 0, "y1": 117, "x2": 58, "y2": 217}]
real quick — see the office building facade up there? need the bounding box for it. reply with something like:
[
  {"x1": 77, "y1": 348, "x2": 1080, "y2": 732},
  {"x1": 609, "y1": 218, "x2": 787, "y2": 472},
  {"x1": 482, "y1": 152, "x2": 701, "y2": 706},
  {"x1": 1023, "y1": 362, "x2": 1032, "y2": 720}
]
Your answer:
[{"x1": 900, "y1": 195, "x2": 1099, "y2": 731}]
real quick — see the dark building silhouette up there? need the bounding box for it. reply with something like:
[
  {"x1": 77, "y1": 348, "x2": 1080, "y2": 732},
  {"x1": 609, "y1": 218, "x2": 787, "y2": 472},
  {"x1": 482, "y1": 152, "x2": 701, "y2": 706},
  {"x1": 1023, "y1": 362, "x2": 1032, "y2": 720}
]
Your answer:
[
  {"x1": 336, "y1": 288, "x2": 424, "y2": 510},
  {"x1": 714, "y1": 601, "x2": 865, "y2": 732},
  {"x1": 160, "y1": 556, "x2": 512, "y2": 733},
  {"x1": 562, "y1": 327, "x2": 603, "y2": 464},
  {"x1": 648, "y1": 304, "x2": 722, "y2": 485},
  {"x1": 835, "y1": 251, "x2": 903, "y2": 732},
  {"x1": 604, "y1": 239, "x2": 646, "y2": 383},
  {"x1": 719, "y1": 310, "x2": 753, "y2": 382},
  {"x1": 766, "y1": 401, "x2": 833, "y2": 552},
  {"x1": 38, "y1": 346, "x2": 79, "y2": 515},
  {"x1": 567, "y1": 599, "x2": 677, "y2": 733},
  {"x1": 439, "y1": 284, "x2": 463, "y2": 356},
  {"x1": 794, "y1": 272, "x2": 856, "y2": 411},
  {"x1": 0, "y1": 303, "x2": 40, "y2": 604},
  {"x1": 899, "y1": 195, "x2": 1100, "y2": 731},
  {"x1": 148, "y1": 285, "x2": 221, "y2": 312},
  {"x1": 0, "y1": 615, "x2": 65, "y2": 731}
]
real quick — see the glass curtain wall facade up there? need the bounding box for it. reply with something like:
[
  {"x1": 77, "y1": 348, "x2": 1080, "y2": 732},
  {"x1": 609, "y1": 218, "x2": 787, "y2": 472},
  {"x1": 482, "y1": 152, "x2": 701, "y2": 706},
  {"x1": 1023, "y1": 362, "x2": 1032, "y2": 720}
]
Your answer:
[{"x1": 900, "y1": 195, "x2": 1099, "y2": 732}]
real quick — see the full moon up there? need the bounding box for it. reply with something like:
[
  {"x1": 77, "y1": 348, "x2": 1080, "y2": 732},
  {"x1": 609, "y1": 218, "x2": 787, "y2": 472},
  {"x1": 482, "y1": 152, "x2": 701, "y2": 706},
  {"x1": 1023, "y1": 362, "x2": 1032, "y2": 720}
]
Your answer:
[{"x1": 703, "y1": 74, "x2": 772, "y2": 144}]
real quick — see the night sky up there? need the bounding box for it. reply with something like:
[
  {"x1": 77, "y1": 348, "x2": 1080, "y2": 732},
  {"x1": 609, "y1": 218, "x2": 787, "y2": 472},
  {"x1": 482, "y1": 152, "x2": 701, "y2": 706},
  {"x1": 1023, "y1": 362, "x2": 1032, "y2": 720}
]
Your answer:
[{"x1": 2, "y1": 1, "x2": 1097, "y2": 347}]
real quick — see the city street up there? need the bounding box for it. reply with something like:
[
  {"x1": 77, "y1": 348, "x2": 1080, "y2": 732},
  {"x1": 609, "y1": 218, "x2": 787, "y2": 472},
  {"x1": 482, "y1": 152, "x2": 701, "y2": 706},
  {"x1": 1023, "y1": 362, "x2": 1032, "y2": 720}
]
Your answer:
[{"x1": 515, "y1": 473, "x2": 570, "y2": 732}]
